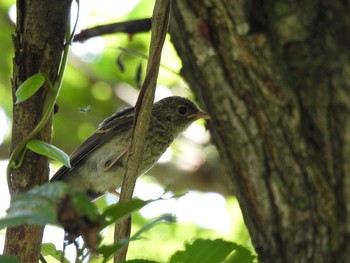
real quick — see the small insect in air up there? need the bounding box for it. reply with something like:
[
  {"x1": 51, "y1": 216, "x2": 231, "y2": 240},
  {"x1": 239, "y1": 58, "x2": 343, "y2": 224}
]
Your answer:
[{"x1": 78, "y1": 105, "x2": 91, "y2": 114}]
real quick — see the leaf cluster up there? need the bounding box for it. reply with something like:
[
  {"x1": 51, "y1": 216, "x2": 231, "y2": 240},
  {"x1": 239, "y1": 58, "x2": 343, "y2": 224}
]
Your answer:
[
  {"x1": 0, "y1": 182, "x2": 163, "y2": 262},
  {"x1": 0, "y1": 181, "x2": 256, "y2": 263}
]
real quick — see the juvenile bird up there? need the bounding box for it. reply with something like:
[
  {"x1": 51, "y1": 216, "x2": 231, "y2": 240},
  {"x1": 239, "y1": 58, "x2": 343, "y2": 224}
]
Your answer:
[{"x1": 51, "y1": 96, "x2": 210, "y2": 198}]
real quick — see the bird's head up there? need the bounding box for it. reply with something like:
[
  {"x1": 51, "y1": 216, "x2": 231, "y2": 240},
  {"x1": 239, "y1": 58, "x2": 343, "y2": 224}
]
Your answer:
[{"x1": 152, "y1": 96, "x2": 210, "y2": 135}]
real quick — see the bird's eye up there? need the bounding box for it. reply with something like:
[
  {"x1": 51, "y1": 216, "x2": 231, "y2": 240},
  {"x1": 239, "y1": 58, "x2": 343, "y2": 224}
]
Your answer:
[{"x1": 177, "y1": 105, "x2": 188, "y2": 115}]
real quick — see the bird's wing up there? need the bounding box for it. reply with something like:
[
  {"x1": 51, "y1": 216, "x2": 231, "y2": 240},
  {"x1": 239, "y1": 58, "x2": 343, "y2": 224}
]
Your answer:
[{"x1": 51, "y1": 107, "x2": 135, "y2": 182}]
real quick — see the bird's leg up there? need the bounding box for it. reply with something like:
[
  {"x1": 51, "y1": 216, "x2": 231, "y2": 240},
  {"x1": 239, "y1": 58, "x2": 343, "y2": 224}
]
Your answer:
[
  {"x1": 104, "y1": 144, "x2": 133, "y2": 195},
  {"x1": 103, "y1": 147, "x2": 128, "y2": 172},
  {"x1": 108, "y1": 188, "x2": 121, "y2": 197}
]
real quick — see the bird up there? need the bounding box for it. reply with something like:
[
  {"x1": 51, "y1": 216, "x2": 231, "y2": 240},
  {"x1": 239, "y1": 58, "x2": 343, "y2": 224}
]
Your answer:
[{"x1": 51, "y1": 96, "x2": 210, "y2": 199}]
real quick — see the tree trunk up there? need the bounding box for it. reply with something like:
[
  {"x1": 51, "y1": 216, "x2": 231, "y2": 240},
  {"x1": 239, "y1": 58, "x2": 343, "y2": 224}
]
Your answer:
[
  {"x1": 4, "y1": 0, "x2": 72, "y2": 262},
  {"x1": 169, "y1": 0, "x2": 350, "y2": 262}
]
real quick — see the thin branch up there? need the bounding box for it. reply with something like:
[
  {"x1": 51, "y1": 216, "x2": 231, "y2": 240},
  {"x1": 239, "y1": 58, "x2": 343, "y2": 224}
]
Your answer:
[
  {"x1": 73, "y1": 18, "x2": 151, "y2": 42},
  {"x1": 113, "y1": 0, "x2": 172, "y2": 262}
]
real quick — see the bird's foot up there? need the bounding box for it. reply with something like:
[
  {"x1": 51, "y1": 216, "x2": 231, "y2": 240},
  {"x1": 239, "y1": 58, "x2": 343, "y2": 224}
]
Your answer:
[
  {"x1": 103, "y1": 148, "x2": 128, "y2": 172},
  {"x1": 108, "y1": 188, "x2": 120, "y2": 197}
]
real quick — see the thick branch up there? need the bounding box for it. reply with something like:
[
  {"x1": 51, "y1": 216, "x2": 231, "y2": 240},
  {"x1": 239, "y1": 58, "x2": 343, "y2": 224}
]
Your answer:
[
  {"x1": 4, "y1": 0, "x2": 72, "y2": 262},
  {"x1": 169, "y1": 0, "x2": 350, "y2": 262}
]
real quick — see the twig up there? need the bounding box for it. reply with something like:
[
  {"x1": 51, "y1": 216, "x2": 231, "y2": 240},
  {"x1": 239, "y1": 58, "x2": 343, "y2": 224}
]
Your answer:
[
  {"x1": 113, "y1": 0, "x2": 172, "y2": 262},
  {"x1": 73, "y1": 18, "x2": 151, "y2": 42}
]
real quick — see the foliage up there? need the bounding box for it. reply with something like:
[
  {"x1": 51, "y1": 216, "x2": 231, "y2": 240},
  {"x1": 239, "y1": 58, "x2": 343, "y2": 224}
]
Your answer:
[
  {"x1": 41, "y1": 243, "x2": 70, "y2": 263},
  {"x1": 169, "y1": 239, "x2": 248, "y2": 263},
  {"x1": 26, "y1": 140, "x2": 71, "y2": 168},
  {"x1": 0, "y1": 182, "x2": 167, "y2": 261},
  {"x1": 0, "y1": 183, "x2": 255, "y2": 262},
  {"x1": 0, "y1": 182, "x2": 100, "y2": 234},
  {"x1": 15, "y1": 73, "x2": 45, "y2": 104}
]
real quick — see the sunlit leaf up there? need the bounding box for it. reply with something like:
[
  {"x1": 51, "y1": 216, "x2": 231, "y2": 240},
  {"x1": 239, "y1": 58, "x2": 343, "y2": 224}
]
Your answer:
[
  {"x1": 130, "y1": 214, "x2": 176, "y2": 242},
  {"x1": 98, "y1": 214, "x2": 172, "y2": 263},
  {"x1": 225, "y1": 243, "x2": 256, "y2": 263},
  {"x1": 26, "y1": 139, "x2": 71, "y2": 168},
  {"x1": 101, "y1": 199, "x2": 152, "y2": 228},
  {"x1": 97, "y1": 243, "x2": 124, "y2": 263},
  {"x1": 41, "y1": 243, "x2": 70, "y2": 263},
  {"x1": 169, "y1": 239, "x2": 236, "y2": 263},
  {"x1": 15, "y1": 73, "x2": 45, "y2": 104}
]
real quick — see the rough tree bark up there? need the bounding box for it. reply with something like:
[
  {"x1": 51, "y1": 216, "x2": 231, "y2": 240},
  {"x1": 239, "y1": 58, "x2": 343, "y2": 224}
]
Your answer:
[
  {"x1": 170, "y1": 0, "x2": 350, "y2": 262},
  {"x1": 4, "y1": 0, "x2": 72, "y2": 262}
]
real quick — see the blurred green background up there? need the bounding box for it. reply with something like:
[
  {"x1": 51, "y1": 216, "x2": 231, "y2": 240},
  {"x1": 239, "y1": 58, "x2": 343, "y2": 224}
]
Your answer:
[{"x1": 0, "y1": 0, "x2": 252, "y2": 261}]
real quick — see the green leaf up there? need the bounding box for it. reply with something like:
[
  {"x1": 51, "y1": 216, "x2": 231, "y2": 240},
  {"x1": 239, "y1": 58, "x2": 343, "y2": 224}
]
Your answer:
[
  {"x1": 97, "y1": 244, "x2": 124, "y2": 262},
  {"x1": 101, "y1": 199, "x2": 152, "y2": 228},
  {"x1": 23, "y1": 181, "x2": 70, "y2": 200},
  {"x1": 98, "y1": 214, "x2": 174, "y2": 263},
  {"x1": 41, "y1": 243, "x2": 70, "y2": 263},
  {"x1": 225, "y1": 243, "x2": 256, "y2": 263},
  {"x1": 0, "y1": 182, "x2": 100, "y2": 232},
  {"x1": 15, "y1": 73, "x2": 45, "y2": 104},
  {"x1": 27, "y1": 139, "x2": 71, "y2": 168},
  {"x1": 169, "y1": 239, "x2": 236, "y2": 263},
  {"x1": 71, "y1": 190, "x2": 99, "y2": 222},
  {"x1": 130, "y1": 214, "x2": 176, "y2": 242},
  {"x1": 0, "y1": 182, "x2": 69, "y2": 229},
  {"x1": 0, "y1": 255, "x2": 21, "y2": 263},
  {"x1": 0, "y1": 204, "x2": 57, "y2": 228}
]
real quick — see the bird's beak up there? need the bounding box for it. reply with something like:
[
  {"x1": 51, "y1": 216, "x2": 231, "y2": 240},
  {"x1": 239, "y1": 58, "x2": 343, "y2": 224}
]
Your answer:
[{"x1": 188, "y1": 111, "x2": 211, "y2": 120}]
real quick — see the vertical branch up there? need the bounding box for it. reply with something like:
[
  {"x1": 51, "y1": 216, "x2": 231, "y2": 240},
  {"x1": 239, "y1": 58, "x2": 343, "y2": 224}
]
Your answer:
[
  {"x1": 4, "y1": 0, "x2": 72, "y2": 262},
  {"x1": 113, "y1": 0, "x2": 172, "y2": 261}
]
